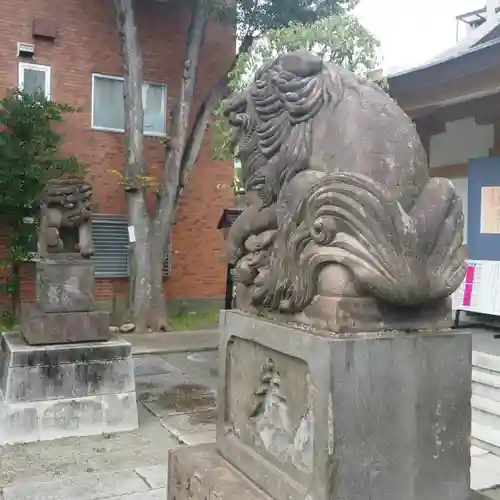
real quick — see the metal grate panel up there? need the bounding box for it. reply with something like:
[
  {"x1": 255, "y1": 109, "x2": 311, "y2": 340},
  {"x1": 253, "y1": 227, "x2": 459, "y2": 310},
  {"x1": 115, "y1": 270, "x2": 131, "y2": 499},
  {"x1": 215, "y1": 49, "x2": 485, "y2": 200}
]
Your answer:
[
  {"x1": 163, "y1": 247, "x2": 171, "y2": 276},
  {"x1": 92, "y1": 218, "x2": 130, "y2": 278},
  {"x1": 92, "y1": 217, "x2": 172, "y2": 278}
]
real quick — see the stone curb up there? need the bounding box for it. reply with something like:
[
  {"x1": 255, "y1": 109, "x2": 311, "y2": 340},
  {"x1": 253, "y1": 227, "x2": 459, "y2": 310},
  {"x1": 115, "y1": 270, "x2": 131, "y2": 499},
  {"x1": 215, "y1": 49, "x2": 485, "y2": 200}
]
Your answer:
[{"x1": 123, "y1": 329, "x2": 219, "y2": 356}]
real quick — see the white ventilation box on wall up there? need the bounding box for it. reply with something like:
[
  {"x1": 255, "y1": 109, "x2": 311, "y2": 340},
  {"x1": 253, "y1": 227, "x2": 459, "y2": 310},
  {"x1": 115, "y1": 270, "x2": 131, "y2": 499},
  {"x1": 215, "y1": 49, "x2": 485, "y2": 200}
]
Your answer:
[{"x1": 17, "y1": 42, "x2": 35, "y2": 58}]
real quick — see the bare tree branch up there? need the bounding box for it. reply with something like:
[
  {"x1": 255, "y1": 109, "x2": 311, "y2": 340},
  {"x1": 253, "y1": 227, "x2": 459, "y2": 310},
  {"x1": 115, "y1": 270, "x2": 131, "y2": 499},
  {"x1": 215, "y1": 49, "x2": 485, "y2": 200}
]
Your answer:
[
  {"x1": 154, "y1": 0, "x2": 208, "y2": 248},
  {"x1": 177, "y1": 32, "x2": 255, "y2": 199},
  {"x1": 162, "y1": 0, "x2": 207, "y2": 191}
]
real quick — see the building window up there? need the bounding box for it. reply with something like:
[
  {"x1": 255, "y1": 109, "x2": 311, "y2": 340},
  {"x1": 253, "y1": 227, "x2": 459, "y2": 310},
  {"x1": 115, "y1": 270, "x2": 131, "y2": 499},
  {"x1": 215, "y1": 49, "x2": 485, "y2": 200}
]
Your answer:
[
  {"x1": 91, "y1": 74, "x2": 167, "y2": 136},
  {"x1": 92, "y1": 216, "x2": 172, "y2": 278},
  {"x1": 18, "y1": 63, "x2": 51, "y2": 99}
]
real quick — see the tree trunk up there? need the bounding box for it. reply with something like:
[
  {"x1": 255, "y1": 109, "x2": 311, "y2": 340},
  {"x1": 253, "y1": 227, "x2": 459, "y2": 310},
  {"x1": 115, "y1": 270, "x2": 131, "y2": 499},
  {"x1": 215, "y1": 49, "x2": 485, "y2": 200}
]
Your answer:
[
  {"x1": 114, "y1": 1, "x2": 256, "y2": 331},
  {"x1": 114, "y1": 0, "x2": 152, "y2": 332},
  {"x1": 148, "y1": 237, "x2": 169, "y2": 331},
  {"x1": 147, "y1": 0, "x2": 208, "y2": 330},
  {"x1": 147, "y1": 28, "x2": 255, "y2": 329}
]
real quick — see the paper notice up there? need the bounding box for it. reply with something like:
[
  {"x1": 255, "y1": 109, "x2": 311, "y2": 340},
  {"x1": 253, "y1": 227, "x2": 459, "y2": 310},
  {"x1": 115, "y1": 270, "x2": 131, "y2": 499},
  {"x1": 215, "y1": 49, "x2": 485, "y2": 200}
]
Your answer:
[
  {"x1": 481, "y1": 186, "x2": 500, "y2": 234},
  {"x1": 128, "y1": 226, "x2": 136, "y2": 243}
]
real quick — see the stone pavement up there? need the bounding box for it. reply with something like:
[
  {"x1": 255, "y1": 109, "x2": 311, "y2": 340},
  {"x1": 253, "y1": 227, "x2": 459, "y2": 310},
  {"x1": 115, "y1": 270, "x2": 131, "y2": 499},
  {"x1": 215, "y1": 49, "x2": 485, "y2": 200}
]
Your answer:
[
  {"x1": 0, "y1": 350, "x2": 219, "y2": 500},
  {"x1": 1, "y1": 348, "x2": 500, "y2": 499}
]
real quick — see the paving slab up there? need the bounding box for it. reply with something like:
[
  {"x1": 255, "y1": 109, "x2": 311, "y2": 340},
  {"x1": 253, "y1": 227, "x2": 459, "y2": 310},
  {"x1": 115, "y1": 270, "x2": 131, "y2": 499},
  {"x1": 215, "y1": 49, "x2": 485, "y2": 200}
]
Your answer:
[
  {"x1": 160, "y1": 351, "x2": 218, "y2": 385},
  {"x1": 134, "y1": 465, "x2": 166, "y2": 490},
  {"x1": 136, "y1": 372, "x2": 193, "y2": 403},
  {"x1": 0, "y1": 405, "x2": 177, "y2": 489},
  {"x1": 163, "y1": 350, "x2": 218, "y2": 369},
  {"x1": 144, "y1": 384, "x2": 216, "y2": 418},
  {"x1": 158, "y1": 352, "x2": 218, "y2": 396},
  {"x1": 102, "y1": 490, "x2": 165, "y2": 500},
  {"x1": 137, "y1": 372, "x2": 216, "y2": 418},
  {"x1": 472, "y1": 453, "x2": 500, "y2": 491},
  {"x1": 2, "y1": 470, "x2": 149, "y2": 500},
  {"x1": 134, "y1": 355, "x2": 181, "y2": 377},
  {"x1": 161, "y1": 409, "x2": 216, "y2": 445}
]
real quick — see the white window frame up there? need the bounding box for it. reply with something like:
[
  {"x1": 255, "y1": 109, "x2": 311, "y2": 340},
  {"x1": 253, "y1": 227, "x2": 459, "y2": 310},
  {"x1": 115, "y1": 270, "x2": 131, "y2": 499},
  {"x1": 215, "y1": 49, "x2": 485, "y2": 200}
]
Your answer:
[
  {"x1": 91, "y1": 73, "x2": 167, "y2": 137},
  {"x1": 18, "y1": 62, "x2": 51, "y2": 100}
]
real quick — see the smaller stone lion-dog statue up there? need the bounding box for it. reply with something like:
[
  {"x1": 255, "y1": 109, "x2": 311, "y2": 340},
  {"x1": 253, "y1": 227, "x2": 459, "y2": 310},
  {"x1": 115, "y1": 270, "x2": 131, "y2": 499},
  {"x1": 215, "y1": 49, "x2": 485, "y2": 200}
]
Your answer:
[
  {"x1": 39, "y1": 176, "x2": 94, "y2": 258},
  {"x1": 224, "y1": 50, "x2": 466, "y2": 331}
]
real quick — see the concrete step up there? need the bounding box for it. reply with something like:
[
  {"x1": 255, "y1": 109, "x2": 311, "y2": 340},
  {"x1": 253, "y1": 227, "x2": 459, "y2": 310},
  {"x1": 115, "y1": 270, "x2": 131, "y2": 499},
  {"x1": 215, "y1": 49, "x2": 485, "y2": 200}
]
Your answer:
[
  {"x1": 472, "y1": 351, "x2": 500, "y2": 374},
  {"x1": 472, "y1": 395, "x2": 500, "y2": 428},
  {"x1": 472, "y1": 369, "x2": 500, "y2": 402},
  {"x1": 472, "y1": 421, "x2": 500, "y2": 457}
]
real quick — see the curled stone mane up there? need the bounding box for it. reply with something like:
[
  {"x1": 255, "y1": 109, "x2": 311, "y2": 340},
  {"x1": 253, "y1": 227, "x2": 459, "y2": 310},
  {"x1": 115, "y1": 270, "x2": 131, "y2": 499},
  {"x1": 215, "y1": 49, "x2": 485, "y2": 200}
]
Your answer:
[
  {"x1": 225, "y1": 51, "x2": 341, "y2": 206},
  {"x1": 226, "y1": 50, "x2": 466, "y2": 326}
]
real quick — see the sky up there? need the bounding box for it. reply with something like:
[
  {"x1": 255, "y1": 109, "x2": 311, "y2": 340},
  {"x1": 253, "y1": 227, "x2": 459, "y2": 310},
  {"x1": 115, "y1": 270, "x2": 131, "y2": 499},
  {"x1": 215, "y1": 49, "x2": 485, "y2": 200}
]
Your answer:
[{"x1": 355, "y1": 0, "x2": 489, "y2": 73}]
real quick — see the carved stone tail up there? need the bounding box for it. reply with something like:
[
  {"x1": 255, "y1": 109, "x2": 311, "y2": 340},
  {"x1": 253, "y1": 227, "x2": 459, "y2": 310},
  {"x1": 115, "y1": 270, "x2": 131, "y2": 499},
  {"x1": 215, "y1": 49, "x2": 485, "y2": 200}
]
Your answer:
[{"x1": 253, "y1": 172, "x2": 466, "y2": 312}]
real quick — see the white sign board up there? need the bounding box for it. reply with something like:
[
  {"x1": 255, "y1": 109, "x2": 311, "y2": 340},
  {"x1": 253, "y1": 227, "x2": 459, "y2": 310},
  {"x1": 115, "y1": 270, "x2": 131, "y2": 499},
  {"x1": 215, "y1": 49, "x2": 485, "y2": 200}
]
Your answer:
[
  {"x1": 481, "y1": 186, "x2": 500, "y2": 234},
  {"x1": 452, "y1": 260, "x2": 500, "y2": 315},
  {"x1": 128, "y1": 225, "x2": 136, "y2": 243}
]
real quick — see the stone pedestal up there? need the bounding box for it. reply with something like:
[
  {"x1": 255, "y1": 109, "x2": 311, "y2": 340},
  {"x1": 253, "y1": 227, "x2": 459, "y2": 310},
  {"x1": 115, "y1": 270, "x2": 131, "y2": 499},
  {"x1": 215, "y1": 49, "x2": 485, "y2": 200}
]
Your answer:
[
  {"x1": 36, "y1": 259, "x2": 96, "y2": 312},
  {"x1": 0, "y1": 332, "x2": 138, "y2": 445},
  {"x1": 21, "y1": 305, "x2": 110, "y2": 345},
  {"x1": 22, "y1": 256, "x2": 111, "y2": 345},
  {"x1": 167, "y1": 310, "x2": 488, "y2": 500}
]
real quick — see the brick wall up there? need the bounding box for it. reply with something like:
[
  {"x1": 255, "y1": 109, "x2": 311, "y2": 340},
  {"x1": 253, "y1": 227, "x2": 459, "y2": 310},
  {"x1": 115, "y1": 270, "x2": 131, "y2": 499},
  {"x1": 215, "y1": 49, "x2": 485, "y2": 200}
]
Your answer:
[{"x1": 0, "y1": 0, "x2": 235, "y2": 312}]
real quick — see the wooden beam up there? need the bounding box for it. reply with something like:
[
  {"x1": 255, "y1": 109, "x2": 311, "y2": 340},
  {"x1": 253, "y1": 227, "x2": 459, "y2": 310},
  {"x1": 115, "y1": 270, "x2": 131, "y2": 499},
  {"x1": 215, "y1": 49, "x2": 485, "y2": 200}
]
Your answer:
[
  {"x1": 490, "y1": 120, "x2": 500, "y2": 157},
  {"x1": 397, "y1": 69, "x2": 500, "y2": 118},
  {"x1": 415, "y1": 115, "x2": 447, "y2": 158},
  {"x1": 429, "y1": 163, "x2": 468, "y2": 179}
]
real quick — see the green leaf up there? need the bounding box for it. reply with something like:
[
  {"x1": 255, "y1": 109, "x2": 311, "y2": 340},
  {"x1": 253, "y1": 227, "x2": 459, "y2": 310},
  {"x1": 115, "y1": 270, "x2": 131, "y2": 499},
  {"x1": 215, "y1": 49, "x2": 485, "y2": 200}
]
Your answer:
[{"x1": 212, "y1": 11, "x2": 381, "y2": 160}]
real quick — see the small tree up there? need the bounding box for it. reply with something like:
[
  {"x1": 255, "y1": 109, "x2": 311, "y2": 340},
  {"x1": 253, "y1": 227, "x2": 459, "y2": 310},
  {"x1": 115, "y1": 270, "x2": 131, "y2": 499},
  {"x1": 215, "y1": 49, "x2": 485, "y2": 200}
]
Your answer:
[
  {"x1": 0, "y1": 90, "x2": 85, "y2": 320},
  {"x1": 213, "y1": 12, "x2": 380, "y2": 161},
  {"x1": 252, "y1": 14, "x2": 379, "y2": 75},
  {"x1": 114, "y1": 0, "x2": 359, "y2": 332}
]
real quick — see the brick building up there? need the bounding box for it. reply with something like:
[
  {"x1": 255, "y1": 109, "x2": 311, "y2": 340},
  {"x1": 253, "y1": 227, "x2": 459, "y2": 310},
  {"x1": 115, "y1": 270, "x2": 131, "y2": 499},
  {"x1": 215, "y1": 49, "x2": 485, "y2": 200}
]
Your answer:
[{"x1": 0, "y1": 0, "x2": 235, "y2": 317}]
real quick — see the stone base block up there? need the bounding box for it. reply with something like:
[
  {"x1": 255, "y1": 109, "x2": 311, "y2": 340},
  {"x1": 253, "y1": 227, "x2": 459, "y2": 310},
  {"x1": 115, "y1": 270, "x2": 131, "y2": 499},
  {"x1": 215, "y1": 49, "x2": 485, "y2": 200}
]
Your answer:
[
  {"x1": 166, "y1": 444, "x2": 488, "y2": 500},
  {"x1": 216, "y1": 310, "x2": 473, "y2": 500},
  {"x1": 36, "y1": 258, "x2": 96, "y2": 313},
  {"x1": 167, "y1": 444, "x2": 272, "y2": 500},
  {"x1": 0, "y1": 332, "x2": 138, "y2": 444},
  {"x1": 266, "y1": 295, "x2": 453, "y2": 333},
  {"x1": 21, "y1": 305, "x2": 110, "y2": 345}
]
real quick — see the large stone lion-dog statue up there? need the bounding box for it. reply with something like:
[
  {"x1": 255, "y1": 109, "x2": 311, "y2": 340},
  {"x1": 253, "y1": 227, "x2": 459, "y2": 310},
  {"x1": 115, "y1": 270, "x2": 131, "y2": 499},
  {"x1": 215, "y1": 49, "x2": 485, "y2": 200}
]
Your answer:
[{"x1": 224, "y1": 50, "x2": 465, "y2": 329}]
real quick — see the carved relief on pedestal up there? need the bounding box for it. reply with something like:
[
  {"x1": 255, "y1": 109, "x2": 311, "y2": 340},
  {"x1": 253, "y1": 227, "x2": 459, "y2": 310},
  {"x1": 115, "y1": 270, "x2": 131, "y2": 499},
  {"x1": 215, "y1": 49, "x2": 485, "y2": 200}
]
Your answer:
[
  {"x1": 225, "y1": 339, "x2": 313, "y2": 476},
  {"x1": 249, "y1": 356, "x2": 314, "y2": 473}
]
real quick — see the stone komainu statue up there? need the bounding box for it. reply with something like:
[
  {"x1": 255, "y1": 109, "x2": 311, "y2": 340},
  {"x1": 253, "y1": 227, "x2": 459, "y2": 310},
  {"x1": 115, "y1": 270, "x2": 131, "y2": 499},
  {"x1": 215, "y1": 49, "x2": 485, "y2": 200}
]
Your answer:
[
  {"x1": 39, "y1": 176, "x2": 94, "y2": 258},
  {"x1": 225, "y1": 50, "x2": 466, "y2": 329}
]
